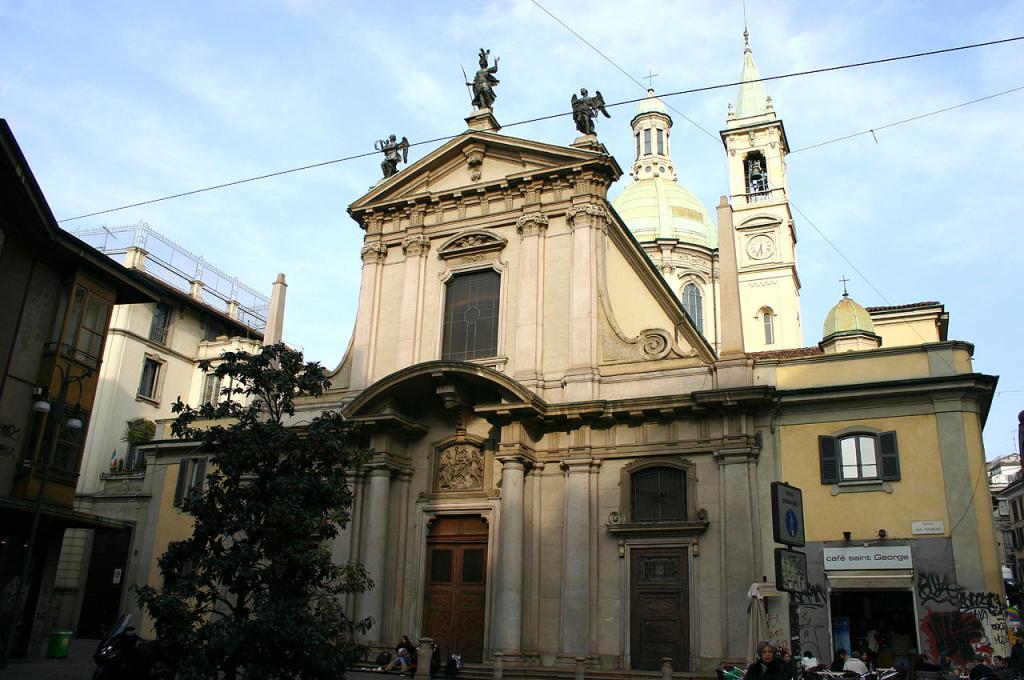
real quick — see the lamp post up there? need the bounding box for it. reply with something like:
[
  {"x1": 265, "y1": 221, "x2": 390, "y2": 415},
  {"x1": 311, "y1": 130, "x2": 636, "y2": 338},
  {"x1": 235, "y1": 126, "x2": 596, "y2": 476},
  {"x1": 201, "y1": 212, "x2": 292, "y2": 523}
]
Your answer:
[{"x1": 0, "y1": 364, "x2": 89, "y2": 668}]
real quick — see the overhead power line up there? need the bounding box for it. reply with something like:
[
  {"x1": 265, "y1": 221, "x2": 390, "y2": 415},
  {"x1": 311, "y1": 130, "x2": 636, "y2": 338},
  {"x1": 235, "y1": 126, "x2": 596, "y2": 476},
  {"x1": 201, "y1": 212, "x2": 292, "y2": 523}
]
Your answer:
[
  {"x1": 58, "y1": 34, "x2": 1024, "y2": 223},
  {"x1": 791, "y1": 85, "x2": 1024, "y2": 153}
]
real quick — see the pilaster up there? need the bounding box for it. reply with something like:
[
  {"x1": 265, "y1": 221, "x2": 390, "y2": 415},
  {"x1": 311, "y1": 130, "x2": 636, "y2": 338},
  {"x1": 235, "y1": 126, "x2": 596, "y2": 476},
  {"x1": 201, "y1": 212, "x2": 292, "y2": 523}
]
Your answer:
[
  {"x1": 350, "y1": 241, "x2": 388, "y2": 389},
  {"x1": 396, "y1": 234, "x2": 430, "y2": 367},
  {"x1": 713, "y1": 439, "x2": 760, "y2": 660},
  {"x1": 514, "y1": 213, "x2": 548, "y2": 386},
  {"x1": 565, "y1": 204, "x2": 608, "y2": 401}
]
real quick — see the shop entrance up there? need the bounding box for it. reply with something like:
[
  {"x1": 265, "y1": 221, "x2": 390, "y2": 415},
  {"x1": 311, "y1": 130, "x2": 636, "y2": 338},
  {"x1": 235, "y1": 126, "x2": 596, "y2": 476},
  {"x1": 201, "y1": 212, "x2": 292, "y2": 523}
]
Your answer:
[
  {"x1": 830, "y1": 590, "x2": 917, "y2": 667},
  {"x1": 422, "y1": 516, "x2": 487, "y2": 663}
]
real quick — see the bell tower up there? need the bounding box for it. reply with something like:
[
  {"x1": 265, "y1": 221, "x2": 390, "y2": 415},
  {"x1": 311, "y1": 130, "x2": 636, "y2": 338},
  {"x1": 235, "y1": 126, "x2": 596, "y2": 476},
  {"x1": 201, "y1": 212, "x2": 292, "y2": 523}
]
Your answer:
[{"x1": 720, "y1": 31, "x2": 802, "y2": 351}]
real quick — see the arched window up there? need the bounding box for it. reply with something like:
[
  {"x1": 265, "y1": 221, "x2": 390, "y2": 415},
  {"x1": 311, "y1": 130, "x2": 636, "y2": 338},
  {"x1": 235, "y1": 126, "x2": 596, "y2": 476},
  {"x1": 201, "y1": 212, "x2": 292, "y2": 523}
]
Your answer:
[
  {"x1": 744, "y1": 151, "x2": 769, "y2": 201},
  {"x1": 762, "y1": 308, "x2": 775, "y2": 345},
  {"x1": 631, "y1": 467, "x2": 687, "y2": 522},
  {"x1": 682, "y1": 283, "x2": 703, "y2": 333}
]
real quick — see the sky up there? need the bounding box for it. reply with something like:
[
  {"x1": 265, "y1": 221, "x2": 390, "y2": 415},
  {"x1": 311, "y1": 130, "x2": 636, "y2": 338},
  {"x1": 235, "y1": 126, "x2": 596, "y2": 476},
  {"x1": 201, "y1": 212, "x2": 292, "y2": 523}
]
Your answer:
[{"x1": 2, "y1": 0, "x2": 1022, "y2": 458}]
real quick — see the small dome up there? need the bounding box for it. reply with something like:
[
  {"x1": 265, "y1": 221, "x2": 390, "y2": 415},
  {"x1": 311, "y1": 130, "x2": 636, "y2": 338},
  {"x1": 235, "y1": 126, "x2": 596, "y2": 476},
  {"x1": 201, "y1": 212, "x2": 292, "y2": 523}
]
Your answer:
[
  {"x1": 613, "y1": 176, "x2": 718, "y2": 247},
  {"x1": 822, "y1": 295, "x2": 876, "y2": 338},
  {"x1": 634, "y1": 88, "x2": 669, "y2": 118}
]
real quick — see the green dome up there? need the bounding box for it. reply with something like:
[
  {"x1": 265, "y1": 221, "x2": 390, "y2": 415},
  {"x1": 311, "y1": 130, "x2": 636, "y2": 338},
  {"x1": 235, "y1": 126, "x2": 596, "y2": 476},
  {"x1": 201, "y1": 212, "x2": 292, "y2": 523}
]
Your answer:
[
  {"x1": 613, "y1": 176, "x2": 718, "y2": 247},
  {"x1": 822, "y1": 295, "x2": 876, "y2": 338},
  {"x1": 634, "y1": 88, "x2": 669, "y2": 118}
]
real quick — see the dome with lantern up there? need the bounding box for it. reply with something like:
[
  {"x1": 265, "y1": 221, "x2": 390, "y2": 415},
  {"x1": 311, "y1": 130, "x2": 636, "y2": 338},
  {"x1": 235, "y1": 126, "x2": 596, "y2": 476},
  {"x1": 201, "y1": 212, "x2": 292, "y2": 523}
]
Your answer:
[{"x1": 612, "y1": 89, "x2": 717, "y2": 248}]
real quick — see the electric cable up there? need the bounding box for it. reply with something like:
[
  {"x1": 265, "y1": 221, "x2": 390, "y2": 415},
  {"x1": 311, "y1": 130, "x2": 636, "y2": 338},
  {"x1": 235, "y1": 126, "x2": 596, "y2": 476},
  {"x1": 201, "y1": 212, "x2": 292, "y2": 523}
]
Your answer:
[
  {"x1": 791, "y1": 85, "x2": 1024, "y2": 153},
  {"x1": 57, "y1": 34, "x2": 1024, "y2": 223}
]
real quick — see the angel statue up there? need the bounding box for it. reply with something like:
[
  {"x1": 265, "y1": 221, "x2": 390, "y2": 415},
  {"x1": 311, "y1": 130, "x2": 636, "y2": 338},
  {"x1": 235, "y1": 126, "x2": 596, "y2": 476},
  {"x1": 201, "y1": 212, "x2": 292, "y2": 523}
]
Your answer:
[
  {"x1": 571, "y1": 88, "x2": 611, "y2": 136},
  {"x1": 467, "y1": 48, "x2": 500, "y2": 110},
  {"x1": 375, "y1": 134, "x2": 409, "y2": 179}
]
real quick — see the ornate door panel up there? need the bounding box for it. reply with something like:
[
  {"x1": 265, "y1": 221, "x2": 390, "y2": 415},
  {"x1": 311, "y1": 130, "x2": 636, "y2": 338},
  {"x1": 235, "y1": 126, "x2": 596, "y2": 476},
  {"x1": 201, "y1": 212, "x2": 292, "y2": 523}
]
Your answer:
[
  {"x1": 423, "y1": 517, "x2": 488, "y2": 663},
  {"x1": 630, "y1": 547, "x2": 689, "y2": 671}
]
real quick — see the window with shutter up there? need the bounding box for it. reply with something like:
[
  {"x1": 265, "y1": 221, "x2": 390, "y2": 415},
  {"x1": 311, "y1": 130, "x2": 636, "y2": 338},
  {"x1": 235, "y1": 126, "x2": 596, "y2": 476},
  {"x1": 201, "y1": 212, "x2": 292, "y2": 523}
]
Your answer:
[
  {"x1": 173, "y1": 458, "x2": 189, "y2": 506},
  {"x1": 820, "y1": 432, "x2": 901, "y2": 483}
]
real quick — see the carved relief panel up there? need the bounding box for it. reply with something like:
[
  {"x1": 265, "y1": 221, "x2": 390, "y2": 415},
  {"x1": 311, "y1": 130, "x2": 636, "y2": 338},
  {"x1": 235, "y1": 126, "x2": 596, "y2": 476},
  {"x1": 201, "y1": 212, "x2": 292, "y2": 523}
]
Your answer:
[{"x1": 431, "y1": 433, "x2": 492, "y2": 497}]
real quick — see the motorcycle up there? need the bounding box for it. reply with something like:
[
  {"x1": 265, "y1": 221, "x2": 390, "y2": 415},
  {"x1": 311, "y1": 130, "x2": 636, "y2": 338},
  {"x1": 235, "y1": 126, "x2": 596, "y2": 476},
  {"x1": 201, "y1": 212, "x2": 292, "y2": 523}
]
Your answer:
[{"x1": 92, "y1": 614, "x2": 172, "y2": 679}]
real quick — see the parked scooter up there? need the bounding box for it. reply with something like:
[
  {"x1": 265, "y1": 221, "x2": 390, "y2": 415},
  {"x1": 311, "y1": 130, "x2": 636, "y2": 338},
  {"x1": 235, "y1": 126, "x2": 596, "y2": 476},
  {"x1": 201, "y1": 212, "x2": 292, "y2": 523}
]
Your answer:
[{"x1": 92, "y1": 614, "x2": 172, "y2": 679}]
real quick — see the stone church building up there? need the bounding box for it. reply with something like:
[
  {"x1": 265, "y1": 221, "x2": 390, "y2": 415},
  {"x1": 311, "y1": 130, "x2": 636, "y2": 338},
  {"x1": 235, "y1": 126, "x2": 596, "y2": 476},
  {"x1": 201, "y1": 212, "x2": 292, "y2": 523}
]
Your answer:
[{"x1": 114, "y1": 37, "x2": 1000, "y2": 674}]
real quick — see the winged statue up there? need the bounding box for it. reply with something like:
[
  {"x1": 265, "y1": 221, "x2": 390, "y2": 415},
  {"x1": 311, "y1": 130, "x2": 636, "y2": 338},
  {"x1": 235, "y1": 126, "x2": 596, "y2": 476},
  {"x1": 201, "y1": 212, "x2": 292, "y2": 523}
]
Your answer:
[
  {"x1": 375, "y1": 134, "x2": 410, "y2": 179},
  {"x1": 571, "y1": 88, "x2": 611, "y2": 136}
]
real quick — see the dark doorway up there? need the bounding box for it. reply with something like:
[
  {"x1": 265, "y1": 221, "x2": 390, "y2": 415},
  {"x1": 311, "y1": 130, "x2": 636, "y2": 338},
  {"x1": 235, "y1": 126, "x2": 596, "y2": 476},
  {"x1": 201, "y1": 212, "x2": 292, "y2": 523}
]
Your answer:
[
  {"x1": 631, "y1": 547, "x2": 690, "y2": 671},
  {"x1": 77, "y1": 529, "x2": 131, "y2": 638},
  {"x1": 829, "y1": 590, "x2": 916, "y2": 666},
  {"x1": 422, "y1": 516, "x2": 487, "y2": 663}
]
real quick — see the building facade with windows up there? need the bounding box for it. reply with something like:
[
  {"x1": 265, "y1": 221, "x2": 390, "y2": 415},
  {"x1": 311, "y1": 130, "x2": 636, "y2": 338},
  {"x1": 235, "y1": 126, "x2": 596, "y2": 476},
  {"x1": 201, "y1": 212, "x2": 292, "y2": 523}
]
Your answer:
[
  {"x1": 0, "y1": 120, "x2": 159, "y2": 659},
  {"x1": 125, "y1": 38, "x2": 1003, "y2": 675},
  {"x1": 50, "y1": 224, "x2": 276, "y2": 639}
]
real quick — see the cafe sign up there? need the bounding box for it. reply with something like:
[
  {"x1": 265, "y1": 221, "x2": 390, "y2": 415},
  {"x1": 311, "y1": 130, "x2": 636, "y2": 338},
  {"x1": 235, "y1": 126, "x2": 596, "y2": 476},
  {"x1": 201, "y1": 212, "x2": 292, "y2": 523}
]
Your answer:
[{"x1": 823, "y1": 546, "x2": 913, "y2": 570}]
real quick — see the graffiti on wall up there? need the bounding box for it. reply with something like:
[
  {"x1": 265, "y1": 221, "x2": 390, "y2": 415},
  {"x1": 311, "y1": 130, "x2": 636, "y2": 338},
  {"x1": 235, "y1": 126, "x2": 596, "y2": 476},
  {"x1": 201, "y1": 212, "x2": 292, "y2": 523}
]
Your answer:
[
  {"x1": 921, "y1": 610, "x2": 990, "y2": 665},
  {"x1": 0, "y1": 422, "x2": 20, "y2": 459},
  {"x1": 768, "y1": 612, "x2": 786, "y2": 648},
  {"x1": 917, "y1": 571, "x2": 1008, "y2": 663},
  {"x1": 794, "y1": 581, "x2": 829, "y2": 658}
]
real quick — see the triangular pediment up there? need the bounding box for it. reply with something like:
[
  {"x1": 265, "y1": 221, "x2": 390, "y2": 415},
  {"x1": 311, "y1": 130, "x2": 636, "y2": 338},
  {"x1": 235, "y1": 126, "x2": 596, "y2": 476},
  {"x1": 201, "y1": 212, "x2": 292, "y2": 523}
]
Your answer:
[{"x1": 349, "y1": 130, "x2": 610, "y2": 213}]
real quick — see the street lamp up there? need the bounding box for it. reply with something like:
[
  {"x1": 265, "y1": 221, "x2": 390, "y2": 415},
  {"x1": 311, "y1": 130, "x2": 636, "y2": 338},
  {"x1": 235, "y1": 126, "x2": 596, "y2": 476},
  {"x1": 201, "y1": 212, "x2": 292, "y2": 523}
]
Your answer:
[{"x1": 0, "y1": 364, "x2": 90, "y2": 668}]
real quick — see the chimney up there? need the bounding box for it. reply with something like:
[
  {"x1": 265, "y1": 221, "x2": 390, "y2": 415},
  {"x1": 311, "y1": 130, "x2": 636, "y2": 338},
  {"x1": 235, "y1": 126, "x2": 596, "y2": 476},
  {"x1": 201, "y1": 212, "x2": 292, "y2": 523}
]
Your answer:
[{"x1": 263, "y1": 273, "x2": 287, "y2": 345}]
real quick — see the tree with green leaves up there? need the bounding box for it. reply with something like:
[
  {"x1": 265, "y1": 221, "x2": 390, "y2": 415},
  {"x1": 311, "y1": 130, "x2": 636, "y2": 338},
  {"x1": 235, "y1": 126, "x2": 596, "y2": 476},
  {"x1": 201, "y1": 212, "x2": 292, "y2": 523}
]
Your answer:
[{"x1": 137, "y1": 344, "x2": 372, "y2": 679}]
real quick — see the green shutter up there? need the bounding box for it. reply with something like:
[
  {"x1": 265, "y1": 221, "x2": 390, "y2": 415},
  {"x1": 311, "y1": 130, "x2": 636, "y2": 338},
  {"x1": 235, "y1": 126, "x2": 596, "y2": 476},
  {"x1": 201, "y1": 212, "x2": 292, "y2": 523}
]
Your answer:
[
  {"x1": 879, "y1": 431, "x2": 901, "y2": 480},
  {"x1": 193, "y1": 458, "x2": 208, "y2": 494},
  {"x1": 819, "y1": 436, "x2": 839, "y2": 484},
  {"x1": 173, "y1": 458, "x2": 188, "y2": 506}
]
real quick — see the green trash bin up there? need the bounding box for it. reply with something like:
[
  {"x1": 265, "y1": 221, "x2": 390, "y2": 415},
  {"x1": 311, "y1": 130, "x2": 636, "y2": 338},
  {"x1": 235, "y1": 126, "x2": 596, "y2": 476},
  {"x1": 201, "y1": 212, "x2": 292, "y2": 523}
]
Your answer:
[{"x1": 46, "y1": 629, "x2": 73, "y2": 658}]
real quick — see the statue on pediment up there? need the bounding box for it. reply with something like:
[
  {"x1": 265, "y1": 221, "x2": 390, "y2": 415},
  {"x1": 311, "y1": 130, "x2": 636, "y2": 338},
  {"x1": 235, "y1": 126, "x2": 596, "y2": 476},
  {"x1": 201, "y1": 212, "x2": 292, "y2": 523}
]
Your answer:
[
  {"x1": 571, "y1": 88, "x2": 610, "y2": 136},
  {"x1": 467, "y1": 48, "x2": 500, "y2": 110},
  {"x1": 375, "y1": 134, "x2": 409, "y2": 179}
]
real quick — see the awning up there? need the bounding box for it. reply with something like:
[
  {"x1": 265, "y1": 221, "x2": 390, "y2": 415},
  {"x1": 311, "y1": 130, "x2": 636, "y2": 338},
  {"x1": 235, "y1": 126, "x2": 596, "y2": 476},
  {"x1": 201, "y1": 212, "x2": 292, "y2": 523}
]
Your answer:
[
  {"x1": 826, "y1": 569, "x2": 914, "y2": 590},
  {"x1": 0, "y1": 496, "x2": 131, "y2": 532}
]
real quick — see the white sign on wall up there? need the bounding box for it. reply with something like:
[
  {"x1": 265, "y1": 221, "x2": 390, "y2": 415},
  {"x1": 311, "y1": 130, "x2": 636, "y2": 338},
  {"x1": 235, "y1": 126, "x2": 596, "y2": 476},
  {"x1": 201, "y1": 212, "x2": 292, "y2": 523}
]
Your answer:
[
  {"x1": 911, "y1": 520, "x2": 945, "y2": 535},
  {"x1": 823, "y1": 546, "x2": 913, "y2": 570}
]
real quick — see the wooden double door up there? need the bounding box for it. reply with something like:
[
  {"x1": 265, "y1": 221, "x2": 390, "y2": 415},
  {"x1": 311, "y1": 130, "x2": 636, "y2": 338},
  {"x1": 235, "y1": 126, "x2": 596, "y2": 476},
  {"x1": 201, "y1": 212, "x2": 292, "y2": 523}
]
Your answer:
[
  {"x1": 422, "y1": 516, "x2": 487, "y2": 663},
  {"x1": 631, "y1": 547, "x2": 690, "y2": 671}
]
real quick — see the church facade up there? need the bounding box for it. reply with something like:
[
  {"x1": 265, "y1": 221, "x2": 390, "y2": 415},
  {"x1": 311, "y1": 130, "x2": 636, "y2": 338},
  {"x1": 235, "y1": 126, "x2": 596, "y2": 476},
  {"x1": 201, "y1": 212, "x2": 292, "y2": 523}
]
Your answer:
[
  {"x1": 124, "y1": 39, "x2": 1005, "y2": 674},
  {"x1": 299, "y1": 40, "x2": 1002, "y2": 671}
]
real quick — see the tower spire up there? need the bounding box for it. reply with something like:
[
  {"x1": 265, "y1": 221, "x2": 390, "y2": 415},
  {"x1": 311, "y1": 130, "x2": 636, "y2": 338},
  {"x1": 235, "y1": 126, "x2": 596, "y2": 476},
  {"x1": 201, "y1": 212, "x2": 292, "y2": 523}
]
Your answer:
[{"x1": 733, "y1": 31, "x2": 771, "y2": 120}]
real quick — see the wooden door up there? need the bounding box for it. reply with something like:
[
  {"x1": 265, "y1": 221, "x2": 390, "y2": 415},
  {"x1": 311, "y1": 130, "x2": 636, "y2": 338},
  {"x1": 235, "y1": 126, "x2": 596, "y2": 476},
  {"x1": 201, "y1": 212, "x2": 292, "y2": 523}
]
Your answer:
[
  {"x1": 77, "y1": 529, "x2": 131, "y2": 638},
  {"x1": 423, "y1": 517, "x2": 487, "y2": 662},
  {"x1": 630, "y1": 547, "x2": 689, "y2": 671}
]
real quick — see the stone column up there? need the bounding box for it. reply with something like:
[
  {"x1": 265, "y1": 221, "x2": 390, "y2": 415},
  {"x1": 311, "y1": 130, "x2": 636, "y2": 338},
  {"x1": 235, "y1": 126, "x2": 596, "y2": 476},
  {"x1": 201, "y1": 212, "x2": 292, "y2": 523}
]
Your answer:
[
  {"x1": 396, "y1": 234, "x2": 430, "y2": 368},
  {"x1": 514, "y1": 213, "x2": 548, "y2": 385},
  {"x1": 564, "y1": 205, "x2": 607, "y2": 401},
  {"x1": 355, "y1": 466, "x2": 392, "y2": 644},
  {"x1": 560, "y1": 457, "x2": 598, "y2": 658},
  {"x1": 350, "y1": 241, "x2": 388, "y2": 389},
  {"x1": 493, "y1": 456, "x2": 527, "y2": 654}
]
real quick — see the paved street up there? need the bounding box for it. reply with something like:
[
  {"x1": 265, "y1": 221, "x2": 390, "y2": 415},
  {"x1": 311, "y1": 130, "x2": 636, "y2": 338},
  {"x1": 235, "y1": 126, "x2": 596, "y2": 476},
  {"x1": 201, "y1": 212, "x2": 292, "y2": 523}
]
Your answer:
[{"x1": 1, "y1": 638, "x2": 408, "y2": 679}]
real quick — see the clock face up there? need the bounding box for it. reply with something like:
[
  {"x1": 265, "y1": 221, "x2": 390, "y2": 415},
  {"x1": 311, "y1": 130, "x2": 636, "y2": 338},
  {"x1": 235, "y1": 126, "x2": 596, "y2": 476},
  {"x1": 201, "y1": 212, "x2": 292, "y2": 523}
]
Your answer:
[{"x1": 746, "y1": 234, "x2": 776, "y2": 260}]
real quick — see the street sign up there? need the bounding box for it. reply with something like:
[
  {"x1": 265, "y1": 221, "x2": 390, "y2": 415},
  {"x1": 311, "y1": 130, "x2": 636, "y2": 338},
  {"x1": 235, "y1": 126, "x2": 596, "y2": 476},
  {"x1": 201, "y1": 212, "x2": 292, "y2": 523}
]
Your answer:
[
  {"x1": 771, "y1": 481, "x2": 805, "y2": 547},
  {"x1": 775, "y1": 548, "x2": 808, "y2": 593}
]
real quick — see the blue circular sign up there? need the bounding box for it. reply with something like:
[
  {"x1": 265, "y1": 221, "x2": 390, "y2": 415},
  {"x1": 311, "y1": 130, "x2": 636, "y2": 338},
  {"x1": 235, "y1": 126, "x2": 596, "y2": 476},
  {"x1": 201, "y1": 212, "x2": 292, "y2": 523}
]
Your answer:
[{"x1": 785, "y1": 509, "x2": 799, "y2": 537}]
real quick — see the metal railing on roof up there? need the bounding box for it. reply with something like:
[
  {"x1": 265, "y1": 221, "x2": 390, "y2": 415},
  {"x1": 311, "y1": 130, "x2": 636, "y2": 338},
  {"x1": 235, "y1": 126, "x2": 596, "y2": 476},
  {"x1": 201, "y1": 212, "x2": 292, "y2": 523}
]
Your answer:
[{"x1": 74, "y1": 222, "x2": 268, "y2": 333}]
